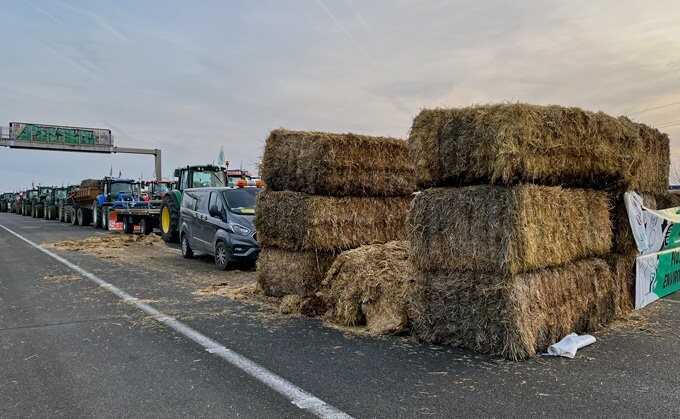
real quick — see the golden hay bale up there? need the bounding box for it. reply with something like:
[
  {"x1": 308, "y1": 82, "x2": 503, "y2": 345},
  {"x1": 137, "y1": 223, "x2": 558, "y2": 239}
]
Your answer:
[
  {"x1": 279, "y1": 295, "x2": 303, "y2": 315},
  {"x1": 322, "y1": 241, "x2": 416, "y2": 335},
  {"x1": 606, "y1": 254, "x2": 635, "y2": 318},
  {"x1": 611, "y1": 193, "x2": 656, "y2": 256},
  {"x1": 256, "y1": 190, "x2": 411, "y2": 252},
  {"x1": 410, "y1": 258, "x2": 614, "y2": 360},
  {"x1": 260, "y1": 129, "x2": 415, "y2": 197},
  {"x1": 256, "y1": 247, "x2": 336, "y2": 297},
  {"x1": 409, "y1": 185, "x2": 612, "y2": 275},
  {"x1": 409, "y1": 104, "x2": 669, "y2": 193}
]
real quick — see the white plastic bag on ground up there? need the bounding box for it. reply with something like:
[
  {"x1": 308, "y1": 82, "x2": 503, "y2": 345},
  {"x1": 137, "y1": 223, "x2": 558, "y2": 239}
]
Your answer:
[{"x1": 546, "y1": 333, "x2": 596, "y2": 358}]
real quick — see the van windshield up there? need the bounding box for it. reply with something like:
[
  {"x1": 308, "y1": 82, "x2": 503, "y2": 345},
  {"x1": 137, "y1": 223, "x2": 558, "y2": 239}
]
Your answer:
[{"x1": 222, "y1": 188, "x2": 259, "y2": 215}]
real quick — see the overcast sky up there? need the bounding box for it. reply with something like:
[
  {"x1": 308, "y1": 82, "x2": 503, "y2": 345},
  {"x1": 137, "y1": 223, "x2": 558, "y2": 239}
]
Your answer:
[{"x1": 1, "y1": 0, "x2": 679, "y2": 191}]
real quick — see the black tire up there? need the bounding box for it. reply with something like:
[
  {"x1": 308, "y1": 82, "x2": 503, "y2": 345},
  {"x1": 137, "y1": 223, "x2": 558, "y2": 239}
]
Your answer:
[
  {"x1": 93, "y1": 201, "x2": 102, "y2": 229},
  {"x1": 181, "y1": 234, "x2": 193, "y2": 259},
  {"x1": 58, "y1": 206, "x2": 64, "y2": 222},
  {"x1": 77, "y1": 208, "x2": 84, "y2": 226},
  {"x1": 102, "y1": 208, "x2": 109, "y2": 230},
  {"x1": 214, "y1": 241, "x2": 230, "y2": 271},
  {"x1": 123, "y1": 216, "x2": 134, "y2": 234},
  {"x1": 160, "y1": 194, "x2": 179, "y2": 243},
  {"x1": 71, "y1": 208, "x2": 78, "y2": 226},
  {"x1": 140, "y1": 217, "x2": 152, "y2": 235}
]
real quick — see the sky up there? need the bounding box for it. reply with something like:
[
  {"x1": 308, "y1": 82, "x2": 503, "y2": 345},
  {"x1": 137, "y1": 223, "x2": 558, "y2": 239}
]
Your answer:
[{"x1": 1, "y1": 0, "x2": 679, "y2": 191}]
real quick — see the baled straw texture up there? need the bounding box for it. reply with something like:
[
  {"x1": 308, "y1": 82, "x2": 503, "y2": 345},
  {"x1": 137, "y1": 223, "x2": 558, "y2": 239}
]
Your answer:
[
  {"x1": 409, "y1": 104, "x2": 669, "y2": 193},
  {"x1": 261, "y1": 129, "x2": 415, "y2": 197},
  {"x1": 256, "y1": 190, "x2": 411, "y2": 252},
  {"x1": 409, "y1": 185, "x2": 612, "y2": 275},
  {"x1": 410, "y1": 258, "x2": 614, "y2": 360},
  {"x1": 322, "y1": 241, "x2": 416, "y2": 335},
  {"x1": 606, "y1": 254, "x2": 636, "y2": 318},
  {"x1": 655, "y1": 192, "x2": 680, "y2": 210},
  {"x1": 257, "y1": 247, "x2": 336, "y2": 297}
]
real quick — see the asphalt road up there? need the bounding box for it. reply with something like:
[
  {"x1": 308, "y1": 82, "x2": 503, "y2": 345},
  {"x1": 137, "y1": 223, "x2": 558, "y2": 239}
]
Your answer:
[{"x1": 2, "y1": 212, "x2": 680, "y2": 418}]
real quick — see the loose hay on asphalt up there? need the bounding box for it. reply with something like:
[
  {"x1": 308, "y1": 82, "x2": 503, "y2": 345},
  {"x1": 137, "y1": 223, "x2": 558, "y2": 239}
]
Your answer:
[{"x1": 322, "y1": 241, "x2": 416, "y2": 335}]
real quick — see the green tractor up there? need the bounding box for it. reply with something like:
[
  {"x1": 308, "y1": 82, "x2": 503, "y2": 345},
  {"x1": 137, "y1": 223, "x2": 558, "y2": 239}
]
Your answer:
[
  {"x1": 159, "y1": 165, "x2": 229, "y2": 242},
  {"x1": 22, "y1": 189, "x2": 38, "y2": 216},
  {"x1": 44, "y1": 187, "x2": 68, "y2": 220},
  {"x1": 0, "y1": 193, "x2": 13, "y2": 212},
  {"x1": 32, "y1": 186, "x2": 54, "y2": 218}
]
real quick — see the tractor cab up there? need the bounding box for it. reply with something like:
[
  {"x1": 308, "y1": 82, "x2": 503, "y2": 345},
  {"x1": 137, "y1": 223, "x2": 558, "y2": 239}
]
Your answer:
[{"x1": 175, "y1": 165, "x2": 227, "y2": 190}]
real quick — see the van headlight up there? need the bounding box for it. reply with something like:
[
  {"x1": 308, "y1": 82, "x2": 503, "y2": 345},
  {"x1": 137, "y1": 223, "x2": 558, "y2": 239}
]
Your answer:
[{"x1": 229, "y1": 223, "x2": 250, "y2": 236}]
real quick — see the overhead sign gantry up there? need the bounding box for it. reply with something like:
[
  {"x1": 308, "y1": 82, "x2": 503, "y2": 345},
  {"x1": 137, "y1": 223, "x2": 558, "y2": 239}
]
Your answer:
[{"x1": 0, "y1": 122, "x2": 162, "y2": 180}]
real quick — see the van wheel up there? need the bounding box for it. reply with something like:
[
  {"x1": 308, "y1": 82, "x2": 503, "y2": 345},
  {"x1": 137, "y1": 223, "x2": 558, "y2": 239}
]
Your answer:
[
  {"x1": 181, "y1": 235, "x2": 193, "y2": 259},
  {"x1": 214, "y1": 241, "x2": 230, "y2": 271}
]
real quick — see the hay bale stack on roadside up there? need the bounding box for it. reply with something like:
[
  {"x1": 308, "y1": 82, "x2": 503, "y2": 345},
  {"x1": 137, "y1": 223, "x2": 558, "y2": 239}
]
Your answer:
[
  {"x1": 407, "y1": 103, "x2": 670, "y2": 359},
  {"x1": 256, "y1": 130, "x2": 414, "y2": 302},
  {"x1": 322, "y1": 241, "x2": 416, "y2": 335}
]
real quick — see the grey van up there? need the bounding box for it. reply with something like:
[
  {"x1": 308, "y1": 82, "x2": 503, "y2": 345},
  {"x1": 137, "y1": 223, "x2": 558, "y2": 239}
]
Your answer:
[{"x1": 179, "y1": 187, "x2": 260, "y2": 270}]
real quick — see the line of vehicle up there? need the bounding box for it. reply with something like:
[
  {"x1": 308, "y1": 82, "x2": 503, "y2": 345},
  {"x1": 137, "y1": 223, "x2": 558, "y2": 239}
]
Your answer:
[{"x1": 0, "y1": 223, "x2": 353, "y2": 419}]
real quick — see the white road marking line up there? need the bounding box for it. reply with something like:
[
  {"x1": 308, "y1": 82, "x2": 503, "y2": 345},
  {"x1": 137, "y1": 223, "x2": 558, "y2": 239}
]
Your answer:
[{"x1": 0, "y1": 223, "x2": 352, "y2": 419}]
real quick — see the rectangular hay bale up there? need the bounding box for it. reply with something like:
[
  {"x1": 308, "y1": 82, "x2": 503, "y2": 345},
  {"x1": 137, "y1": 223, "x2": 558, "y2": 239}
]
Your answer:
[
  {"x1": 611, "y1": 193, "x2": 657, "y2": 256},
  {"x1": 261, "y1": 129, "x2": 415, "y2": 197},
  {"x1": 410, "y1": 258, "x2": 614, "y2": 360},
  {"x1": 409, "y1": 185, "x2": 612, "y2": 275},
  {"x1": 257, "y1": 247, "x2": 336, "y2": 297},
  {"x1": 409, "y1": 104, "x2": 669, "y2": 193},
  {"x1": 256, "y1": 190, "x2": 411, "y2": 252}
]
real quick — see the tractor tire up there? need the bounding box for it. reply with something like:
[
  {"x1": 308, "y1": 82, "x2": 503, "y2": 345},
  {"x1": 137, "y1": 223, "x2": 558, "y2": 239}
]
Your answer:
[
  {"x1": 44, "y1": 207, "x2": 49, "y2": 220},
  {"x1": 59, "y1": 206, "x2": 64, "y2": 222},
  {"x1": 76, "y1": 208, "x2": 84, "y2": 226},
  {"x1": 92, "y1": 201, "x2": 102, "y2": 229},
  {"x1": 123, "y1": 216, "x2": 134, "y2": 234},
  {"x1": 70, "y1": 208, "x2": 77, "y2": 225},
  {"x1": 140, "y1": 217, "x2": 152, "y2": 235},
  {"x1": 160, "y1": 195, "x2": 179, "y2": 243},
  {"x1": 102, "y1": 208, "x2": 109, "y2": 230}
]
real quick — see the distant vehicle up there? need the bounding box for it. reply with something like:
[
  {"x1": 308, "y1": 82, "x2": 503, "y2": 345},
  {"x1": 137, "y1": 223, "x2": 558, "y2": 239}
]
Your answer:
[
  {"x1": 32, "y1": 186, "x2": 54, "y2": 218},
  {"x1": 21, "y1": 189, "x2": 38, "y2": 216},
  {"x1": 179, "y1": 186, "x2": 260, "y2": 270}
]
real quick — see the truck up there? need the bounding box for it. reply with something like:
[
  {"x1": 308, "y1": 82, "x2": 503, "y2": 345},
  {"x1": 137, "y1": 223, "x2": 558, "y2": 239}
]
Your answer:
[
  {"x1": 32, "y1": 186, "x2": 54, "y2": 218},
  {"x1": 21, "y1": 189, "x2": 38, "y2": 216}
]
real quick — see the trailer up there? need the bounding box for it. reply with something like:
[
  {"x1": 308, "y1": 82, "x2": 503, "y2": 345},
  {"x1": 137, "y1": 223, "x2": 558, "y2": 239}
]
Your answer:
[{"x1": 113, "y1": 206, "x2": 160, "y2": 235}]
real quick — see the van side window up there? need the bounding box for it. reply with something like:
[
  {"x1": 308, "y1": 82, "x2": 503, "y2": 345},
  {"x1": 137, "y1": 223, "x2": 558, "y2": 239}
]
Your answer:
[
  {"x1": 197, "y1": 191, "x2": 210, "y2": 214},
  {"x1": 182, "y1": 193, "x2": 197, "y2": 210},
  {"x1": 208, "y1": 192, "x2": 225, "y2": 218}
]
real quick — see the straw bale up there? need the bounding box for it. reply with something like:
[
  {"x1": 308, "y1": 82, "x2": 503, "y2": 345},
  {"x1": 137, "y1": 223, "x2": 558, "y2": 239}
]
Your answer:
[
  {"x1": 409, "y1": 104, "x2": 669, "y2": 193},
  {"x1": 256, "y1": 190, "x2": 410, "y2": 252},
  {"x1": 261, "y1": 129, "x2": 415, "y2": 197},
  {"x1": 612, "y1": 193, "x2": 656, "y2": 256},
  {"x1": 409, "y1": 185, "x2": 612, "y2": 275},
  {"x1": 257, "y1": 247, "x2": 336, "y2": 297},
  {"x1": 410, "y1": 258, "x2": 614, "y2": 360},
  {"x1": 322, "y1": 241, "x2": 416, "y2": 335}
]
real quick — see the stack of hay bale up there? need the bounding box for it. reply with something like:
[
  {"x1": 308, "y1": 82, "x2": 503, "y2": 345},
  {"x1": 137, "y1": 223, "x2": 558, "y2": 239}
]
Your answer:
[
  {"x1": 256, "y1": 129, "x2": 415, "y2": 305},
  {"x1": 408, "y1": 104, "x2": 669, "y2": 360}
]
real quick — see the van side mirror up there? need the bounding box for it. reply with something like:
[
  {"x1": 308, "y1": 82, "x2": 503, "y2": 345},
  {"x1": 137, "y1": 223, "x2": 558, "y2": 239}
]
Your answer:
[{"x1": 209, "y1": 204, "x2": 220, "y2": 218}]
